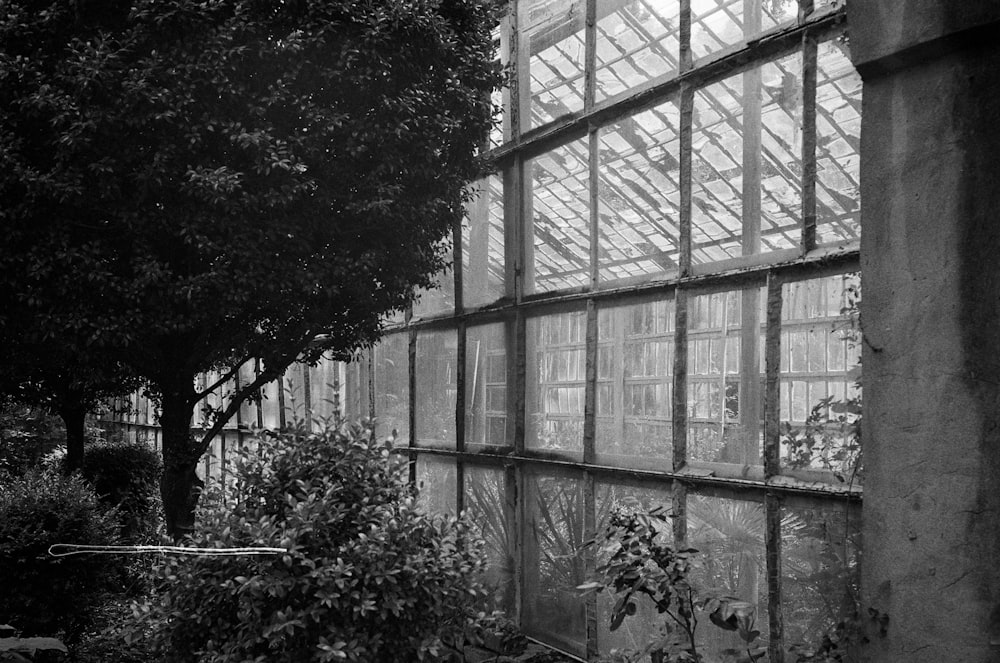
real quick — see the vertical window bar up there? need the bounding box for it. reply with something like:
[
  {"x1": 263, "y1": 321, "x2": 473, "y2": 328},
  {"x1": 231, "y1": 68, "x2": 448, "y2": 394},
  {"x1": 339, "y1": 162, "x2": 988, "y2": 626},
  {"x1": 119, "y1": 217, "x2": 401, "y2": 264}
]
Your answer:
[
  {"x1": 679, "y1": 86, "x2": 694, "y2": 276},
  {"x1": 802, "y1": 31, "x2": 819, "y2": 252},
  {"x1": 764, "y1": 272, "x2": 783, "y2": 478},
  {"x1": 743, "y1": 0, "x2": 763, "y2": 257},
  {"x1": 584, "y1": 470, "x2": 598, "y2": 660},
  {"x1": 672, "y1": 288, "x2": 689, "y2": 470},
  {"x1": 514, "y1": 0, "x2": 528, "y2": 140},
  {"x1": 583, "y1": 299, "x2": 598, "y2": 465},
  {"x1": 798, "y1": 0, "x2": 815, "y2": 22},
  {"x1": 741, "y1": 286, "x2": 762, "y2": 464},
  {"x1": 584, "y1": 0, "x2": 597, "y2": 111},
  {"x1": 765, "y1": 491, "x2": 785, "y2": 663},
  {"x1": 277, "y1": 370, "x2": 287, "y2": 430},
  {"x1": 680, "y1": 0, "x2": 692, "y2": 73},
  {"x1": 504, "y1": 161, "x2": 522, "y2": 301},
  {"x1": 301, "y1": 363, "x2": 312, "y2": 425},
  {"x1": 589, "y1": 128, "x2": 599, "y2": 288},
  {"x1": 456, "y1": 459, "x2": 466, "y2": 516},
  {"x1": 513, "y1": 309, "x2": 527, "y2": 454},
  {"x1": 408, "y1": 328, "x2": 417, "y2": 448}
]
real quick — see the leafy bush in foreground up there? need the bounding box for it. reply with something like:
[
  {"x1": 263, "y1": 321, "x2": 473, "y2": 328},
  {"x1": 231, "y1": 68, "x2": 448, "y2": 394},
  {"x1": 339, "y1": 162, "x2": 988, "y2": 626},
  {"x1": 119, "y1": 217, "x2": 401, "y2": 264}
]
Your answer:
[
  {"x1": 78, "y1": 439, "x2": 162, "y2": 543},
  {"x1": 0, "y1": 469, "x2": 119, "y2": 641},
  {"x1": 133, "y1": 421, "x2": 488, "y2": 662}
]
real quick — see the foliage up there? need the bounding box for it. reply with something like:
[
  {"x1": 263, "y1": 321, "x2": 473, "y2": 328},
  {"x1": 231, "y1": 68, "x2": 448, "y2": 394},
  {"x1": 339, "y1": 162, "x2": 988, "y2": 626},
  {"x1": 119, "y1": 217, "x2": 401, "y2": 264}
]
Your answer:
[
  {"x1": 132, "y1": 421, "x2": 489, "y2": 662},
  {"x1": 0, "y1": 470, "x2": 120, "y2": 642},
  {"x1": 581, "y1": 507, "x2": 764, "y2": 663},
  {"x1": 75, "y1": 438, "x2": 162, "y2": 542},
  {"x1": 0, "y1": 0, "x2": 503, "y2": 535},
  {"x1": 0, "y1": 405, "x2": 65, "y2": 478}
]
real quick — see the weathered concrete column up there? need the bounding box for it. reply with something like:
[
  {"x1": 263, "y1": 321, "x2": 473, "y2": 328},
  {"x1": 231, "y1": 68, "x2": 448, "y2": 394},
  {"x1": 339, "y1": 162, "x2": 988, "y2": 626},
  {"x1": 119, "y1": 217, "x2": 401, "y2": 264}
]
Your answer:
[{"x1": 849, "y1": 3, "x2": 1000, "y2": 661}]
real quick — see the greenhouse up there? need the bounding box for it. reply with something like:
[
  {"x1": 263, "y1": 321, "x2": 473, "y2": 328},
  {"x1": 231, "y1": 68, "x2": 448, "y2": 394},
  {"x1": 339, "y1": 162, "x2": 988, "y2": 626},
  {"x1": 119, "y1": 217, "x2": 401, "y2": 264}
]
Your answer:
[{"x1": 101, "y1": 0, "x2": 1000, "y2": 661}]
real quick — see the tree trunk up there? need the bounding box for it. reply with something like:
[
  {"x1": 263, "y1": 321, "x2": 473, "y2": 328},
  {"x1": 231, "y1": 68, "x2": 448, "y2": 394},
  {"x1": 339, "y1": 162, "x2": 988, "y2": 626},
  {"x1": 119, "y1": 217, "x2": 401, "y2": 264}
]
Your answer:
[
  {"x1": 60, "y1": 402, "x2": 87, "y2": 474},
  {"x1": 159, "y1": 390, "x2": 203, "y2": 541}
]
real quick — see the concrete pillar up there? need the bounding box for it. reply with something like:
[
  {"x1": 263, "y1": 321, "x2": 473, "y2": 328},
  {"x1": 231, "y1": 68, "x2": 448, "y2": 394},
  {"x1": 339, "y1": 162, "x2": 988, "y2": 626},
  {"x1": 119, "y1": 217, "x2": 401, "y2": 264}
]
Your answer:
[{"x1": 849, "y1": 3, "x2": 1000, "y2": 661}]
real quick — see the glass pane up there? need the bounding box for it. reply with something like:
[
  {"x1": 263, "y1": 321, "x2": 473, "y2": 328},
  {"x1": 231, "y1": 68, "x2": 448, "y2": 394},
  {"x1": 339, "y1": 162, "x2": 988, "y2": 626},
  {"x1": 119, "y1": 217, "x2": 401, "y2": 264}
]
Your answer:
[
  {"x1": 527, "y1": 310, "x2": 587, "y2": 457},
  {"x1": 692, "y1": 74, "x2": 744, "y2": 263},
  {"x1": 529, "y1": 138, "x2": 591, "y2": 293},
  {"x1": 595, "y1": 0, "x2": 680, "y2": 104},
  {"x1": 465, "y1": 465, "x2": 515, "y2": 612},
  {"x1": 308, "y1": 354, "x2": 341, "y2": 425},
  {"x1": 815, "y1": 37, "x2": 862, "y2": 246},
  {"x1": 782, "y1": 501, "x2": 861, "y2": 656},
  {"x1": 687, "y1": 289, "x2": 765, "y2": 467},
  {"x1": 759, "y1": 51, "x2": 802, "y2": 253},
  {"x1": 490, "y1": 19, "x2": 512, "y2": 148},
  {"x1": 463, "y1": 175, "x2": 506, "y2": 309},
  {"x1": 466, "y1": 322, "x2": 509, "y2": 450},
  {"x1": 342, "y1": 357, "x2": 369, "y2": 423},
  {"x1": 415, "y1": 328, "x2": 457, "y2": 448},
  {"x1": 523, "y1": 472, "x2": 588, "y2": 656},
  {"x1": 260, "y1": 377, "x2": 281, "y2": 431},
  {"x1": 687, "y1": 493, "x2": 769, "y2": 659},
  {"x1": 691, "y1": 0, "x2": 794, "y2": 61},
  {"x1": 282, "y1": 364, "x2": 309, "y2": 425},
  {"x1": 237, "y1": 360, "x2": 257, "y2": 428},
  {"x1": 415, "y1": 455, "x2": 457, "y2": 515},
  {"x1": 596, "y1": 298, "x2": 675, "y2": 469},
  {"x1": 598, "y1": 99, "x2": 681, "y2": 283},
  {"x1": 595, "y1": 481, "x2": 675, "y2": 658},
  {"x1": 373, "y1": 332, "x2": 409, "y2": 442},
  {"x1": 520, "y1": 0, "x2": 586, "y2": 130},
  {"x1": 413, "y1": 240, "x2": 455, "y2": 319},
  {"x1": 779, "y1": 274, "x2": 861, "y2": 482}
]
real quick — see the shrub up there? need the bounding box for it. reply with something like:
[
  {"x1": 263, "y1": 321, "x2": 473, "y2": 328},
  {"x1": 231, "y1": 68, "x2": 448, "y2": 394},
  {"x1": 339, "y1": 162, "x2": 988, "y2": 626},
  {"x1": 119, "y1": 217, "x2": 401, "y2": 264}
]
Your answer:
[
  {"x1": 133, "y1": 421, "x2": 488, "y2": 663},
  {"x1": 78, "y1": 439, "x2": 162, "y2": 543},
  {"x1": 0, "y1": 469, "x2": 120, "y2": 642}
]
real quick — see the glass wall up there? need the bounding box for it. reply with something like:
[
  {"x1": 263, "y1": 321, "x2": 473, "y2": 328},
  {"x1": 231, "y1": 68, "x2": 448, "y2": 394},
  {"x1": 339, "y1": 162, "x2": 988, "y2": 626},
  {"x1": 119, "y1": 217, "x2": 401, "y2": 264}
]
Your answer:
[
  {"x1": 341, "y1": 1, "x2": 863, "y2": 659},
  {"x1": 102, "y1": 2, "x2": 862, "y2": 661}
]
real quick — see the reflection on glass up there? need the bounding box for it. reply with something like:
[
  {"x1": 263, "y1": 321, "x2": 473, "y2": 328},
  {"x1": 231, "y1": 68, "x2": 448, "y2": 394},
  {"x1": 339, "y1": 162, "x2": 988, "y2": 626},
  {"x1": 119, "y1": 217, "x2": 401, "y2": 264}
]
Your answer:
[
  {"x1": 687, "y1": 289, "x2": 764, "y2": 466},
  {"x1": 529, "y1": 138, "x2": 591, "y2": 293},
  {"x1": 374, "y1": 332, "x2": 409, "y2": 442},
  {"x1": 520, "y1": 0, "x2": 586, "y2": 129},
  {"x1": 465, "y1": 465, "x2": 515, "y2": 612},
  {"x1": 598, "y1": 99, "x2": 681, "y2": 283},
  {"x1": 524, "y1": 472, "x2": 587, "y2": 655},
  {"x1": 595, "y1": 481, "x2": 674, "y2": 657},
  {"x1": 415, "y1": 455, "x2": 457, "y2": 515},
  {"x1": 466, "y1": 323, "x2": 509, "y2": 450},
  {"x1": 779, "y1": 274, "x2": 861, "y2": 481},
  {"x1": 595, "y1": 0, "x2": 680, "y2": 103},
  {"x1": 816, "y1": 38, "x2": 862, "y2": 245},
  {"x1": 782, "y1": 501, "x2": 861, "y2": 655},
  {"x1": 415, "y1": 328, "x2": 457, "y2": 448},
  {"x1": 463, "y1": 175, "x2": 505, "y2": 309},
  {"x1": 596, "y1": 298, "x2": 675, "y2": 469},
  {"x1": 687, "y1": 494, "x2": 769, "y2": 659},
  {"x1": 527, "y1": 310, "x2": 586, "y2": 456}
]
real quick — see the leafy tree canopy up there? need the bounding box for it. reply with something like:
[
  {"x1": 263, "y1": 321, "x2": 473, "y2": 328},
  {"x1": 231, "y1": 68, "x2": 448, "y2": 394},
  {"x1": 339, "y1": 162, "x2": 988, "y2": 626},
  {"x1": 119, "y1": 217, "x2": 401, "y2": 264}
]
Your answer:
[{"x1": 0, "y1": 0, "x2": 502, "y2": 535}]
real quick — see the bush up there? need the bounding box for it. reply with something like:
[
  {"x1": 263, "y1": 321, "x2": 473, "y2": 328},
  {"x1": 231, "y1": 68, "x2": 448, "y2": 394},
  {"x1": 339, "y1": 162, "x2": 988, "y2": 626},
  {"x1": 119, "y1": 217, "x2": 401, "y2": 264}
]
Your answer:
[
  {"x1": 0, "y1": 405, "x2": 64, "y2": 478},
  {"x1": 78, "y1": 438, "x2": 161, "y2": 543},
  {"x1": 0, "y1": 469, "x2": 120, "y2": 642},
  {"x1": 133, "y1": 421, "x2": 488, "y2": 663}
]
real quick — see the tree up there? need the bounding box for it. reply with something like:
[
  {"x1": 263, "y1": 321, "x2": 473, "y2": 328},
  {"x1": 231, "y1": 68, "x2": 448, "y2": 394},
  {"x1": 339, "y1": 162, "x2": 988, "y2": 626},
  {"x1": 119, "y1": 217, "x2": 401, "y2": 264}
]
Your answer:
[{"x1": 0, "y1": 0, "x2": 501, "y2": 538}]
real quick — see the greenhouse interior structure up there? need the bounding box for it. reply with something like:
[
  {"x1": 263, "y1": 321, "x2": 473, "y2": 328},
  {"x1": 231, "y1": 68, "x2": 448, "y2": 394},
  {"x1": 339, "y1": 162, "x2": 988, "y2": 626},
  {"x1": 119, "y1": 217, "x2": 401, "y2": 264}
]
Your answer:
[{"x1": 104, "y1": 0, "x2": 1000, "y2": 661}]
